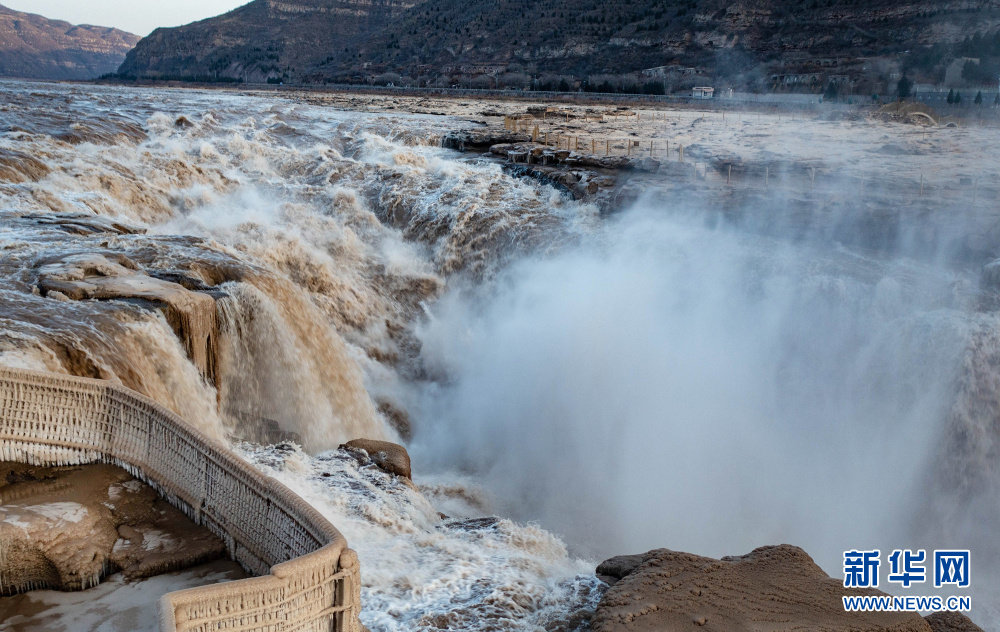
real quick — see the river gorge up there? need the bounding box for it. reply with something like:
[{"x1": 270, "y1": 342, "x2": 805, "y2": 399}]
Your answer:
[{"x1": 1, "y1": 81, "x2": 999, "y2": 630}]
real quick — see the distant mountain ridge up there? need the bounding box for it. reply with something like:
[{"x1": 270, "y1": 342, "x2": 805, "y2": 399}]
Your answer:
[
  {"x1": 118, "y1": 0, "x2": 423, "y2": 83},
  {"x1": 0, "y1": 3, "x2": 139, "y2": 80},
  {"x1": 118, "y1": 0, "x2": 1000, "y2": 93}
]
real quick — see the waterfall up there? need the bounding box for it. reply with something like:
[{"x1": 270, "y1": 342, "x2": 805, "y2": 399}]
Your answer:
[{"x1": 2, "y1": 79, "x2": 1000, "y2": 629}]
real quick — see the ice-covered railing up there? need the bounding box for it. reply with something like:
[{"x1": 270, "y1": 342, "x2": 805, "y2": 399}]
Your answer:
[{"x1": 0, "y1": 367, "x2": 362, "y2": 632}]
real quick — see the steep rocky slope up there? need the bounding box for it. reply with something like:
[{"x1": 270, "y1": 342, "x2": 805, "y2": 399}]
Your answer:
[
  {"x1": 0, "y1": 4, "x2": 138, "y2": 80},
  {"x1": 357, "y1": 0, "x2": 1000, "y2": 82},
  {"x1": 118, "y1": 0, "x2": 427, "y2": 83},
  {"x1": 117, "y1": 0, "x2": 1000, "y2": 89}
]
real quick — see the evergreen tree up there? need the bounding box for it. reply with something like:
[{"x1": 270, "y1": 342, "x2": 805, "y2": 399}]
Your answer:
[
  {"x1": 975, "y1": 91, "x2": 983, "y2": 105},
  {"x1": 947, "y1": 89, "x2": 955, "y2": 104},
  {"x1": 955, "y1": 91, "x2": 963, "y2": 104},
  {"x1": 824, "y1": 81, "x2": 839, "y2": 100}
]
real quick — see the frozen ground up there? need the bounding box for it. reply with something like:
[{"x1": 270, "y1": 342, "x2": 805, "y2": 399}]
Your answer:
[{"x1": 0, "y1": 561, "x2": 245, "y2": 632}]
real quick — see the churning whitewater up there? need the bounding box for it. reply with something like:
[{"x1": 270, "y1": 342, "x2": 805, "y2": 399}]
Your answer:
[
  {"x1": 1, "y1": 81, "x2": 999, "y2": 628},
  {"x1": 0, "y1": 81, "x2": 601, "y2": 630}
]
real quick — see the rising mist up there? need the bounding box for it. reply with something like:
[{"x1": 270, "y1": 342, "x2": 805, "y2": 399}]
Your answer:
[{"x1": 412, "y1": 200, "x2": 985, "y2": 580}]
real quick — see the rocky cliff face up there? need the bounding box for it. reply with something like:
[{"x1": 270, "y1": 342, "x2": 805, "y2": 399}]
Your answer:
[
  {"x1": 0, "y1": 4, "x2": 139, "y2": 80},
  {"x1": 118, "y1": 0, "x2": 428, "y2": 83},
  {"x1": 117, "y1": 0, "x2": 1000, "y2": 88}
]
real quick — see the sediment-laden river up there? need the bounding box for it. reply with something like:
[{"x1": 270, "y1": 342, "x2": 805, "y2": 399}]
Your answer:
[{"x1": 2, "y1": 81, "x2": 999, "y2": 629}]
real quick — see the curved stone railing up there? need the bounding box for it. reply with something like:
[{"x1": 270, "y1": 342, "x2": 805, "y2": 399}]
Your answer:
[{"x1": 0, "y1": 367, "x2": 362, "y2": 632}]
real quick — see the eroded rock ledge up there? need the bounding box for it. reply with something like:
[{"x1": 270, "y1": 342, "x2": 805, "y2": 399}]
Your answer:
[
  {"x1": 593, "y1": 545, "x2": 983, "y2": 632},
  {"x1": 36, "y1": 252, "x2": 222, "y2": 385},
  {"x1": 442, "y1": 127, "x2": 695, "y2": 214},
  {"x1": 0, "y1": 462, "x2": 230, "y2": 594},
  {"x1": 340, "y1": 438, "x2": 412, "y2": 480}
]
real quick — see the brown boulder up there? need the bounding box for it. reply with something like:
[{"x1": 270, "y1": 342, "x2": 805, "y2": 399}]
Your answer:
[
  {"x1": 592, "y1": 544, "x2": 933, "y2": 632},
  {"x1": 596, "y1": 554, "x2": 645, "y2": 585},
  {"x1": 924, "y1": 612, "x2": 984, "y2": 632},
  {"x1": 341, "y1": 438, "x2": 412, "y2": 480}
]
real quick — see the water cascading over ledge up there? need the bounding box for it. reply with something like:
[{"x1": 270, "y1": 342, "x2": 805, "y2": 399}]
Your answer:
[{"x1": 0, "y1": 366, "x2": 363, "y2": 632}]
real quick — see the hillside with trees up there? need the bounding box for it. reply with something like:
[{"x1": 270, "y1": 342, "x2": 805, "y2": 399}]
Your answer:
[{"x1": 117, "y1": 0, "x2": 1000, "y2": 95}]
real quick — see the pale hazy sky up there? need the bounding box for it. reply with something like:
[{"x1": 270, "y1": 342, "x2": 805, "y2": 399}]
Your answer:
[{"x1": 5, "y1": 1, "x2": 249, "y2": 35}]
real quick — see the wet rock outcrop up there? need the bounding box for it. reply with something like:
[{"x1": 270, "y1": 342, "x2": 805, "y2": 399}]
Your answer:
[
  {"x1": 593, "y1": 545, "x2": 950, "y2": 632},
  {"x1": 441, "y1": 130, "x2": 529, "y2": 152},
  {"x1": 440, "y1": 120, "x2": 702, "y2": 213},
  {"x1": 0, "y1": 462, "x2": 227, "y2": 594},
  {"x1": 489, "y1": 142, "x2": 642, "y2": 172},
  {"x1": 35, "y1": 252, "x2": 222, "y2": 386},
  {"x1": 340, "y1": 438, "x2": 412, "y2": 480}
]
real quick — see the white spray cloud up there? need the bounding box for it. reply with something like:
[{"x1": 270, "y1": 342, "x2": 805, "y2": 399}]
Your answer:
[{"x1": 412, "y1": 204, "x2": 973, "y2": 577}]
